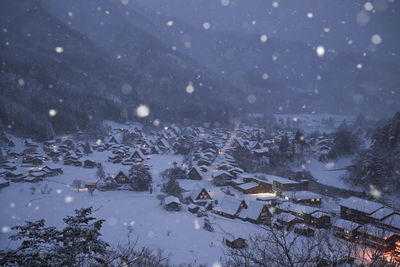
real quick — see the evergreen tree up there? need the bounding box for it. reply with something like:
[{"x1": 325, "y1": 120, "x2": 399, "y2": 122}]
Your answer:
[
  {"x1": 83, "y1": 141, "x2": 92, "y2": 155},
  {"x1": 129, "y1": 164, "x2": 152, "y2": 191},
  {"x1": 0, "y1": 207, "x2": 108, "y2": 266},
  {"x1": 279, "y1": 135, "x2": 290, "y2": 153},
  {"x1": 329, "y1": 122, "x2": 359, "y2": 158},
  {"x1": 96, "y1": 163, "x2": 106, "y2": 181},
  {"x1": 161, "y1": 176, "x2": 183, "y2": 198},
  {"x1": 59, "y1": 207, "x2": 108, "y2": 266}
]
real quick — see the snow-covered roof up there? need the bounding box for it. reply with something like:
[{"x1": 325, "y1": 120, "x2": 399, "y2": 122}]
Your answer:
[
  {"x1": 259, "y1": 174, "x2": 297, "y2": 185},
  {"x1": 158, "y1": 138, "x2": 170, "y2": 147},
  {"x1": 278, "y1": 202, "x2": 320, "y2": 215},
  {"x1": 189, "y1": 184, "x2": 205, "y2": 201},
  {"x1": 276, "y1": 213, "x2": 299, "y2": 223},
  {"x1": 165, "y1": 196, "x2": 180, "y2": 205},
  {"x1": 131, "y1": 149, "x2": 145, "y2": 159},
  {"x1": 333, "y1": 219, "x2": 361, "y2": 231},
  {"x1": 238, "y1": 201, "x2": 265, "y2": 221},
  {"x1": 282, "y1": 191, "x2": 321, "y2": 200},
  {"x1": 189, "y1": 165, "x2": 203, "y2": 176},
  {"x1": 0, "y1": 177, "x2": 9, "y2": 184},
  {"x1": 253, "y1": 148, "x2": 268, "y2": 153},
  {"x1": 213, "y1": 170, "x2": 232, "y2": 178},
  {"x1": 381, "y1": 213, "x2": 400, "y2": 230},
  {"x1": 369, "y1": 207, "x2": 395, "y2": 220},
  {"x1": 214, "y1": 195, "x2": 244, "y2": 216},
  {"x1": 237, "y1": 182, "x2": 259, "y2": 191},
  {"x1": 358, "y1": 224, "x2": 397, "y2": 239},
  {"x1": 310, "y1": 211, "x2": 330, "y2": 218},
  {"x1": 339, "y1": 197, "x2": 383, "y2": 214}
]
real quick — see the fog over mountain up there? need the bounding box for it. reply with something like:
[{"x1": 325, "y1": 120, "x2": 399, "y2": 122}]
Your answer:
[{"x1": 1, "y1": 0, "x2": 399, "y2": 138}]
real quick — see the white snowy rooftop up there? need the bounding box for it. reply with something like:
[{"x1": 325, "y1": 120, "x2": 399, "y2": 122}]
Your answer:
[
  {"x1": 382, "y1": 213, "x2": 400, "y2": 230},
  {"x1": 358, "y1": 224, "x2": 397, "y2": 239},
  {"x1": 238, "y1": 201, "x2": 264, "y2": 221},
  {"x1": 165, "y1": 196, "x2": 180, "y2": 205},
  {"x1": 278, "y1": 202, "x2": 320, "y2": 215},
  {"x1": 189, "y1": 184, "x2": 208, "y2": 201},
  {"x1": 369, "y1": 207, "x2": 395, "y2": 220},
  {"x1": 339, "y1": 196, "x2": 383, "y2": 214},
  {"x1": 214, "y1": 195, "x2": 243, "y2": 216},
  {"x1": 237, "y1": 182, "x2": 259, "y2": 191},
  {"x1": 282, "y1": 191, "x2": 321, "y2": 200},
  {"x1": 276, "y1": 212, "x2": 299, "y2": 223},
  {"x1": 264, "y1": 174, "x2": 299, "y2": 184},
  {"x1": 333, "y1": 219, "x2": 361, "y2": 231}
]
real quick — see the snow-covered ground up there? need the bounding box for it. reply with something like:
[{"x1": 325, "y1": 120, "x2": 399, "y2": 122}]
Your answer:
[
  {"x1": 0, "y1": 151, "x2": 263, "y2": 265},
  {"x1": 303, "y1": 157, "x2": 363, "y2": 192}
]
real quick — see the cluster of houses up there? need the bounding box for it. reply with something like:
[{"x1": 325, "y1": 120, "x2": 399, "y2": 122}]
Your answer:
[
  {"x1": 334, "y1": 197, "x2": 400, "y2": 255},
  {"x1": 231, "y1": 126, "x2": 340, "y2": 162},
  {"x1": 0, "y1": 122, "x2": 398, "y2": 262}
]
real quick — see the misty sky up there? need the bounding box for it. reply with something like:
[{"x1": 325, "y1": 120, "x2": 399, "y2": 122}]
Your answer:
[{"x1": 133, "y1": 0, "x2": 400, "y2": 62}]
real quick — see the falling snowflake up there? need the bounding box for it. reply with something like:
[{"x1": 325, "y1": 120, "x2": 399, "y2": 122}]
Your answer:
[
  {"x1": 64, "y1": 195, "x2": 74, "y2": 203},
  {"x1": 121, "y1": 83, "x2": 132, "y2": 95},
  {"x1": 364, "y1": 2, "x2": 374, "y2": 11},
  {"x1": 96, "y1": 139, "x2": 102, "y2": 145},
  {"x1": 356, "y1": 11, "x2": 369, "y2": 25},
  {"x1": 262, "y1": 73, "x2": 269, "y2": 80},
  {"x1": 356, "y1": 63, "x2": 363, "y2": 69},
  {"x1": 153, "y1": 119, "x2": 160, "y2": 126},
  {"x1": 371, "y1": 34, "x2": 382, "y2": 45},
  {"x1": 18, "y1": 78, "x2": 25, "y2": 86},
  {"x1": 316, "y1": 45, "x2": 325, "y2": 57},
  {"x1": 55, "y1": 47, "x2": 64, "y2": 53},
  {"x1": 167, "y1": 20, "x2": 174, "y2": 27},
  {"x1": 307, "y1": 12, "x2": 313, "y2": 19},
  {"x1": 272, "y1": 1, "x2": 279, "y2": 8},
  {"x1": 108, "y1": 217, "x2": 117, "y2": 226},
  {"x1": 136, "y1": 105, "x2": 150, "y2": 117},
  {"x1": 184, "y1": 41, "x2": 191, "y2": 48},
  {"x1": 1, "y1": 226, "x2": 10, "y2": 233},
  {"x1": 193, "y1": 219, "x2": 200, "y2": 229},
  {"x1": 369, "y1": 184, "x2": 381, "y2": 199},
  {"x1": 203, "y1": 22, "x2": 210, "y2": 30},
  {"x1": 260, "y1": 34, "x2": 268, "y2": 43},
  {"x1": 220, "y1": 0, "x2": 230, "y2": 6},
  {"x1": 148, "y1": 231, "x2": 155, "y2": 238},
  {"x1": 247, "y1": 94, "x2": 256, "y2": 103},
  {"x1": 121, "y1": 0, "x2": 129, "y2": 5},
  {"x1": 186, "y1": 82, "x2": 195, "y2": 94},
  {"x1": 49, "y1": 109, "x2": 57, "y2": 117},
  {"x1": 325, "y1": 162, "x2": 335, "y2": 169}
]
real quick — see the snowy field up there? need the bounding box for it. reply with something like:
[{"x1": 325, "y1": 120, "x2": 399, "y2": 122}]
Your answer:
[
  {"x1": 303, "y1": 157, "x2": 363, "y2": 192},
  {"x1": 0, "y1": 151, "x2": 263, "y2": 265}
]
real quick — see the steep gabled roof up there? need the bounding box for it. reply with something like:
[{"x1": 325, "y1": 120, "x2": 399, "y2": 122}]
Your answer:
[
  {"x1": 238, "y1": 201, "x2": 265, "y2": 221},
  {"x1": 214, "y1": 195, "x2": 245, "y2": 216}
]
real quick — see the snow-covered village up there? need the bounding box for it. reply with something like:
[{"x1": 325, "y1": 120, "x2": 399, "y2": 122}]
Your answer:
[{"x1": 1, "y1": 0, "x2": 400, "y2": 266}]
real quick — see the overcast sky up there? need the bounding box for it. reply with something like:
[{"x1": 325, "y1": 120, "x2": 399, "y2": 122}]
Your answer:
[{"x1": 132, "y1": 0, "x2": 400, "y2": 62}]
